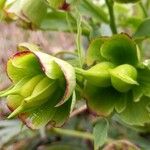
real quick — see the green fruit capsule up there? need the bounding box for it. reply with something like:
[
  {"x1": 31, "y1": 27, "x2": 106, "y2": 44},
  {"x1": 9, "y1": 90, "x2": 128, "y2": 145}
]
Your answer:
[
  {"x1": 8, "y1": 77, "x2": 57, "y2": 118},
  {"x1": 114, "y1": 0, "x2": 140, "y2": 3},
  {"x1": 20, "y1": 74, "x2": 44, "y2": 97},
  {"x1": 110, "y1": 64, "x2": 139, "y2": 92},
  {"x1": 0, "y1": 75, "x2": 44, "y2": 97},
  {"x1": 76, "y1": 62, "x2": 115, "y2": 87}
]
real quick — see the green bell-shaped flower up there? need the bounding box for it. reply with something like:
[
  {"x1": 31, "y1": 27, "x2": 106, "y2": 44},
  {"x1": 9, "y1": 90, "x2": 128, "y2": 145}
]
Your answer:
[
  {"x1": 0, "y1": 43, "x2": 76, "y2": 129},
  {"x1": 83, "y1": 34, "x2": 150, "y2": 126},
  {"x1": 76, "y1": 62, "x2": 115, "y2": 87},
  {"x1": 110, "y1": 64, "x2": 139, "y2": 92}
]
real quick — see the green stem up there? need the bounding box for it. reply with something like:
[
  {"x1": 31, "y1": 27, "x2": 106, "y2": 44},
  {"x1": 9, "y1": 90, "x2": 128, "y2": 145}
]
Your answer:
[
  {"x1": 105, "y1": 0, "x2": 117, "y2": 34},
  {"x1": 76, "y1": 11, "x2": 84, "y2": 68},
  {"x1": 52, "y1": 127, "x2": 94, "y2": 141},
  {"x1": 139, "y1": 1, "x2": 148, "y2": 18},
  {"x1": 54, "y1": 51, "x2": 77, "y2": 57}
]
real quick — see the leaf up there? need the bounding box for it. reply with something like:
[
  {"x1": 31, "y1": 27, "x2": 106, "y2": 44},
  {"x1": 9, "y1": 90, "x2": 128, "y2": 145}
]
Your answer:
[
  {"x1": 84, "y1": 83, "x2": 127, "y2": 116},
  {"x1": 93, "y1": 118, "x2": 109, "y2": 150},
  {"x1": 0, "y1": 120, "x2": 26, "y2": 148},
  {"x1": 86, "y1": 37, "x2": 107, "y2": 66},
  {"x1": 119, "y1": 95, "x2": 150, "y2": 126},
  {"x1": 134, "y1": 18, "x2": 150, "y2": 38},
  {"x1": 100, "y1": 34, "x2": 139, "y2": 66}
]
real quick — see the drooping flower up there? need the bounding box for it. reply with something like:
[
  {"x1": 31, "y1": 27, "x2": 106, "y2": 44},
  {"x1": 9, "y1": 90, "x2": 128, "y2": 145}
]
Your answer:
[
  {"x1": 76, "y1": 34, "x2": 150, "y2": 126},
  {"x1": 0, "y1": 43, "x2": 76, "y2": 129}
]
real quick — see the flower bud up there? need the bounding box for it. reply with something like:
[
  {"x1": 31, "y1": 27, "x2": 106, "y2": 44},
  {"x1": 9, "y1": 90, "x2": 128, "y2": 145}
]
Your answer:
[
  {"x1": 76, "y1": 62, "x2": 115, "y2": 87},
  {"x1": 110, "y1": 64, "x2": 138, "y2": 92}
]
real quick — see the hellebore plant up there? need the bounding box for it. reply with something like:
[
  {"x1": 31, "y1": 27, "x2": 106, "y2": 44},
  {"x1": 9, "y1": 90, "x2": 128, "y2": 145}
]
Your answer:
[
  {"x1": 76, "y1": 34, "x2": 150, "y2": 126},
  {"x1": 1, "y1": 33, "x2": 150, "y2": 130},
  {"x1": 0, "y1": 43, "x2": 76, "y2": 129}
]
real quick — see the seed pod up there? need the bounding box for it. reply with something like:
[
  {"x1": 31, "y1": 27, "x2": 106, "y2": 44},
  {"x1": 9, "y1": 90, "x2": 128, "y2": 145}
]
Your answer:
[
  {"x1": 8, "y1": 77, "x2": 57, "y2": 118},
  {"x1": 114, "y1": 0, "x2": 140, "y2": 3},
  {"x1": 110, "y1": 64, "x2": 139, "y2": 92},
  {"x1": 76, "y1": 62, "x2": 115, "y2": 87}
]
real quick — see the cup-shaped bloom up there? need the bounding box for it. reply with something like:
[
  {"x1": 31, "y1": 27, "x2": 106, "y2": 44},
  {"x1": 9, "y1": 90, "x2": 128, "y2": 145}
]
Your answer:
[
  {"x1": 0, "y1": 44, "x2": 76, "y2": 129},
  {"x1": 82, "y1": 34, "x2": 150, "y2": 126}
]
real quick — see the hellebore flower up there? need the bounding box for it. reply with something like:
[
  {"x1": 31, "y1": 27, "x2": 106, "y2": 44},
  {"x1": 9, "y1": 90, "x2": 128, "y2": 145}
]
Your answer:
[
  {"x1": 0, "y1": 43, "x2": 76, "y2": 129},
  {"x1": 3, "y1": 0, "x2": 77, "y2": 31},
  {"x1": 76, "y1": 34, "x2": 150, "y2": 126}
]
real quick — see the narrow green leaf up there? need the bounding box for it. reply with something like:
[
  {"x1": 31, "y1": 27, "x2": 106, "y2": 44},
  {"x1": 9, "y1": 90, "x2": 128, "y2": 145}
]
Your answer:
[{"x1": 93, "y1": 119, "x2": 109, "y2": 150}]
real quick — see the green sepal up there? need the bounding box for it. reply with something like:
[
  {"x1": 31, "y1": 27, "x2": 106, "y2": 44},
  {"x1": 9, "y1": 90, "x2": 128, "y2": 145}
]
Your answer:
[
  {"x1": 110, "y1": 64, "x2": 138, "y2": 93},
  {"x1": 8, "y1": 91, "x2": 75, "y2": 129},
  {"x1": 118, "y1": 95, "x2": 150, "y2": 126},
  {"x1": 100, "y1": 34, "x2": 139, "y2": 66},
  {"x1": 84, "y1": 83, "x2": 127, "y2": 116},
  {"x1": 86, "y1": 37, "x2": 107, "y2": 66},
  {"x1": 132, "y1": 86, "x2": 143, "y2": 102},
  {"x1": 137, "y1": 66, "x2": 150, "y2": 97},
  {"x1": 7, "y1": 52, "x2": 43, "y2": 83}
]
